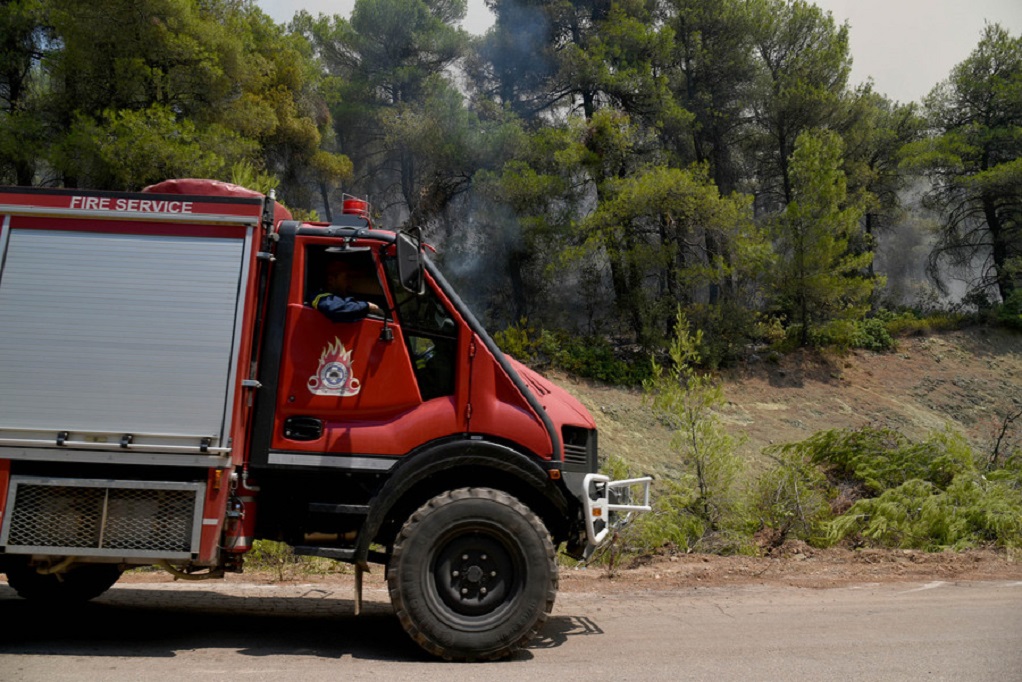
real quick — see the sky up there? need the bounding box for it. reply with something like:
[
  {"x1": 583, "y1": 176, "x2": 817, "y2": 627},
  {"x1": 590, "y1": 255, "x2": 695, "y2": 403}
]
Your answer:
[{"x1": 256, "y1": 0, "x2": 1022, "y2": 104}]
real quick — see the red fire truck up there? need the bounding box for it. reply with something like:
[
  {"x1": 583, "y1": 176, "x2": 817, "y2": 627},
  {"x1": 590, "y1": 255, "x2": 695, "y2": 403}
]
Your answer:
[{"x1": 0, "y1": 179, "x2": 650, "y2": 660}]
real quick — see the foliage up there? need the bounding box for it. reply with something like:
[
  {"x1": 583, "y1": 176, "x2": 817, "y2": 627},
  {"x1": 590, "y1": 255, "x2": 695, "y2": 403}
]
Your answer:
[
  {"x1": 581, "y1": 162, "x2": 770, "y2": 350},
  {"x1": 747, "y1": 0, "x2": 852, "y2": 209},
  {"x1": 642, "y1": 310, "x2": 749, "y2": 548},
  {"x1": 997, "y1": 290, "x2": 1022, "y2": 330},
  {"x1": 1, "y1": 0, "x2": 341, "y2": 200},
  {"x1": 800, "y1": 317, "x2": 896, "y2": 352},
  {"x1": 775, "y1": 426, "x2": 975, "y2": 495},
  {"x1": 246, "y1": 540, "x2": 302, "y2": 582},
  {"x1": 904, "y1": 23, "x2": 1022, "y2": 303},
  {"x1": 878, "y1": 308, "x2": 972, "y2": 337},
  {"x1": 56, "y1": 106, "x2": 256, "y2": 190},
  {"x1": 246, "y1": 540, "x2": 353, "y2": 581},
  {"x1": 494, "y1": 320, "x2": 651, "y2": 385},
  {"x1": 828, "y1": 474, "x2": 1022, "y2": 550},
  {"x1": 768, "y1": 129, "x2": 878, "y2": 346},
  {"x1": 611, "y1": 476, "x2": 708, "y2": 556},
  {"x1": 774, "y1": 425, "x2": 1022, "y2": 550},
  {"x1": 753, "y1": 449, "x2": 834, "y2": 547}
]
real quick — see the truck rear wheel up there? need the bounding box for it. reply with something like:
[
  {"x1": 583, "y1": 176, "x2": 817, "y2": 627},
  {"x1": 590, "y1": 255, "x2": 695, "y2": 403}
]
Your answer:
[
  {"x1": 5, "y1": 560, "x2": 123, "y2": 603},
  {"x1": 387, "y1": 487, "x2": 558, "y2": 661}
]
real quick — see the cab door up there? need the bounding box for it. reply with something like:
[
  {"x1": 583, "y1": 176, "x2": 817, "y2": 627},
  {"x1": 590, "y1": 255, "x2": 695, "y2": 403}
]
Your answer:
[{"x1": 269, "y1": 237, "x2": 462, "y2": 461}]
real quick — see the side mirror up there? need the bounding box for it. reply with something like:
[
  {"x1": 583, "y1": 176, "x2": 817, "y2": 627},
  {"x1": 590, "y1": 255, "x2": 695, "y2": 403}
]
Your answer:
[{"x1": 396, "y1": 228, "x2": 425, "y2": 295}]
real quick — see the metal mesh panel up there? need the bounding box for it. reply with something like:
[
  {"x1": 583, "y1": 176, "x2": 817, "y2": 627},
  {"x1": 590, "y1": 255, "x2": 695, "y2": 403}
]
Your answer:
[
  {"x1": 3, "y1": 480, "x2": 201, "y2": 556},
  {"x1": 104, "y1": 489, "x2": 197, "y2": 551}
]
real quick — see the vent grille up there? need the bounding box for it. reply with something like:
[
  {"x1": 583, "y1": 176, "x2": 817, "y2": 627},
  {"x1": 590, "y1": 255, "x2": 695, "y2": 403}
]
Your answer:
[
  {"x1": 563, "y1": 443, "x2": 589, "y2": 466},
  {"x1": 561, "y1": 426, "x2": 596, "y2": 471},
  {"x1": 2, "y1": 477, "x2": 203, "y2": 559}
]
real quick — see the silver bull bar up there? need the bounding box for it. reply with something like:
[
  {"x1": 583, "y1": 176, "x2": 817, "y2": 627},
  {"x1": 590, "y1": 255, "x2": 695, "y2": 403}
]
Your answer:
[{"x1": 581, "y1": 473, "x2": 653, "y2": 550}]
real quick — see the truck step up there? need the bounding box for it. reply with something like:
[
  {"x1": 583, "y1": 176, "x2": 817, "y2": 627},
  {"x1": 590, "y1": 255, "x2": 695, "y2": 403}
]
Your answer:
[
  {"x1": 307, "y1": 503, "x2": 370, "y2": 515},
  {"x1": 293, "y1": 546, "x2": 387, "y2": 564}
]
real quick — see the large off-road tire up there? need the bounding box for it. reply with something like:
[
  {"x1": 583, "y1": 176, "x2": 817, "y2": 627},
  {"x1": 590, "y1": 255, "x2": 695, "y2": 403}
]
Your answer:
[
  {"x1": 387, "y1": 487, "x2": 558, "y2": 661},
  {"x1": 5, "y1": 560, "x2": 123, "y2": 603}
]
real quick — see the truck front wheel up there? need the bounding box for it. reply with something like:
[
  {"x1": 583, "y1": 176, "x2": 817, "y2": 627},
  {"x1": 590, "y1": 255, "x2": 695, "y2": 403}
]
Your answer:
[
  {"x1": 5, "y1": 560, "x2": 123, "y2": 603},
  {"x1": 387, "y1": 487, "x2": 558, "y2": 661}
]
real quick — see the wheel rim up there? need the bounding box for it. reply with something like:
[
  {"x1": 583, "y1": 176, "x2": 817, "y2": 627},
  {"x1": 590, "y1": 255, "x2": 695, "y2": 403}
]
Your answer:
[{"x1": 426, "y1": 522, "x2": 526, "y2": 631}]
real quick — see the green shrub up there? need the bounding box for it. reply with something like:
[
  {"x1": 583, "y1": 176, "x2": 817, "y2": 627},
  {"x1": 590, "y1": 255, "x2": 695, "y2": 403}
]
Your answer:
[
  {"x1": 801, "y1": 318, "x2": 896, "y2": 352},
  {"x1": 492, "y1": 319, "x2": 537, "y2": 363},
  {"x1": 614, "y1": 476, "x2": 709, "y2": 555},
  {"x1": 828, "y1": 474, "x2": 1022, "y2": 550},
  {"x1": 996, "y1": 290, "x2": 1022, "y2": 330},
  {"x1": 247, "y1": 540, "x2": 301, "y2": 581},
  {"x1": 777, "y1": 426, "x2": 975, "y2": 495},
  {"x1": 245, "y1": 540, "x2": 352, "y2": 580},
  {"x1": 855, "y1": 318, "x2": 896, "y2": 351},
  {"x1": 882, "y1": 310, "x2": 970, "y2": 336},
  {"x1": 754, "y1": 450, "x2": 835, "y2": 547},
  {"x1": 493, "y1": 321, "x2": 650, "y2": 385}
]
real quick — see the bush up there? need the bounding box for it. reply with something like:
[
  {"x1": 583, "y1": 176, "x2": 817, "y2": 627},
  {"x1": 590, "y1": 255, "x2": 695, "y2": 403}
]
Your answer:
[
  {"x1": 801, "y1": 318, "x2": 896, "y2": 352},
  {"x1": 246, "y1": 540, "x2": 352, "y2": 580},
  {"x1": 493, "y1": 321, "x2": 651, "y2": 385},
  {"x1": 798, "y1": 426, "x2": 1022, "y2": 550},
  {"x1": 879, "y1": 308, "x2": 970, "y2": 337},
  {"x1": 777, "y1": 426, "x2": 975, "y2": 496},
  {"x1": 996, "y1": 290, "x2": 1022, "y2": 330},
  {"x1": 613, "y1": 476, "x2": 709, "y2": 555},
  {"x1": 828, "y1": 474, "x2": 1022, "y2": 550},
  {"x1": 754, "y1": 450, "x2": 835, "y2": 548}
]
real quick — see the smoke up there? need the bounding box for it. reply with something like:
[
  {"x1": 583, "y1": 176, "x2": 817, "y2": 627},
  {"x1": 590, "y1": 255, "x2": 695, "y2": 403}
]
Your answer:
[{"x1": 874, "y1": 186, "x2": 983, "y2": 309}]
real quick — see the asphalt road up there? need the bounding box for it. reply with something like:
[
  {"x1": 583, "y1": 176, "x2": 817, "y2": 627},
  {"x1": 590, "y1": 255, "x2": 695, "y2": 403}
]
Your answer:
[{"x1": 1, "y1": 579, "x2": 1020, "y2": 681}]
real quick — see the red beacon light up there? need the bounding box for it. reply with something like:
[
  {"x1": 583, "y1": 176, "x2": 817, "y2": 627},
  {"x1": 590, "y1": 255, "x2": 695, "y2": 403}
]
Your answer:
[{"x1": 341, "y1": 197, "x2": 370, "y2": 220}]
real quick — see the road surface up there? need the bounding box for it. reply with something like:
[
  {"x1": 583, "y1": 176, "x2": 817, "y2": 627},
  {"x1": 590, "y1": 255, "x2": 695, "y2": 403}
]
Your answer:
[{"x1": 2, "y1": 578, "x2": 1020, "y2": 681}]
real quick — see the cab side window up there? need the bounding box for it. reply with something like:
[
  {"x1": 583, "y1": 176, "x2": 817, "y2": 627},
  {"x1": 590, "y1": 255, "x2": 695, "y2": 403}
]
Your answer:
[
  {"x1": 304, "y1": 246, "x2": 388, "y2": 316},
  {"x1": 383, "y1": 257, "x2": 457, "y2": 401}
]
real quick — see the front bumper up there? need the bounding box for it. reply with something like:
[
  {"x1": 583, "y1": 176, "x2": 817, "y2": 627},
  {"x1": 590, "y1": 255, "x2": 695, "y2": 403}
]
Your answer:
[{"x1": 579, "y1": 473, "x2": 652, "y2": 557}]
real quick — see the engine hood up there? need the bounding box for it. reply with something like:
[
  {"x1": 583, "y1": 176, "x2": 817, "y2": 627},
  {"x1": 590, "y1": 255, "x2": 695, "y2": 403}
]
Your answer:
[{"x1": 506, "y1": 357, "x2": 596, "y2": 430}]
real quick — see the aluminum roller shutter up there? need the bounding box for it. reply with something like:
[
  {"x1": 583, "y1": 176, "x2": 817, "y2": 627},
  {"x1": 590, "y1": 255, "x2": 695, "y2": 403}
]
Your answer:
[{"x1": 0, "y1": 229, "x2": 246, "y2": 447}]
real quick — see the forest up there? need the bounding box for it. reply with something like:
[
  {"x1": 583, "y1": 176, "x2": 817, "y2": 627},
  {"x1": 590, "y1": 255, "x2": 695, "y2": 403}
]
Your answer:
[{"x1": 2, "y1": 0, "x2": 1021, "y2": 372}]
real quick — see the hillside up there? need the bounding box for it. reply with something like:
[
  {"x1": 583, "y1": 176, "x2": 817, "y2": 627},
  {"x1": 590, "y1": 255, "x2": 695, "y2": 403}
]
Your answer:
[{"x1": 554, "y1": 327, "x2": 1022, "y2": 474}]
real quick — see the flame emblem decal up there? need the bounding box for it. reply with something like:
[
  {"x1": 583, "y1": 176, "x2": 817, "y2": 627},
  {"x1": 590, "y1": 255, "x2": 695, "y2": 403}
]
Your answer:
[{"x1": 308, "y1": 337, "x2": 361, "y2": 396}]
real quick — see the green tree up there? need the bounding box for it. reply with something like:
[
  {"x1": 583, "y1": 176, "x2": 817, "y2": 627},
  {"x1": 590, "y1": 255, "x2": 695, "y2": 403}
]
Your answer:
[
  {"x1": 770, "y1": 129, "x2": 876, "y2": 345},
  {"x1": 470, "y1": 120, "x2": 585, "y2": 325},
  {"x1": 582, "y1": 162, "x2": 768, "y2": 351},
  {"x1": 906, "y1": 23, "x2": 1022, "y2": 302},
  {"x1": 662, "y1": 0, "x2": 758, "y2": 194},
  {"x1": 15, "y1": 0, "x2": 343, "y2": 196},
  {"x1": 839, "y1": 86, "x2": 925, "y2": 277},
  {"x1": 305, "y1": 0, "x2": 468, "y2": 221},
  {"x1": 467, "y1": 0, "x2": 561, "y2": 121},
  {"x1": 749, "y1": 0, "x2": 851, "y2": 210},
  {"x1": 0, "y1": 0, "x2": 50, "y2": 185}
]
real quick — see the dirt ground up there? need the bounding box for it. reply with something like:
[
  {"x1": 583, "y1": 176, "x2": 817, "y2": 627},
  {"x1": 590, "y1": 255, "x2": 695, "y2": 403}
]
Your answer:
[
  {"x1": 115, "y1": 546, "x2": 1022, "y2": 595},
  {"x1": 562, "y1": 546, "x2": 1022, "y2": 591}
]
